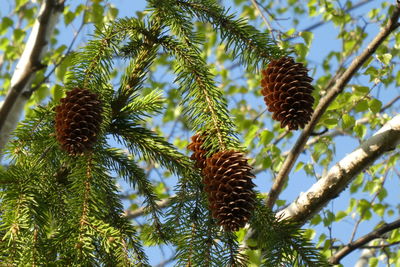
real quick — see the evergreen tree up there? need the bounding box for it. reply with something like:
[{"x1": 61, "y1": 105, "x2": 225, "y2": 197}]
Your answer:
[
  {"x1": 1, "y1": 0, "x2": 400, "y2": 266},
  {"x1": 0, "y1": 0, "x2": 329, "y2": 265}
]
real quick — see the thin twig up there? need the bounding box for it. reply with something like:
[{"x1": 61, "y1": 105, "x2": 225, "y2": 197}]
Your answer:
[
  {"x1": 266, "y1": 2, "x2": 400, "y2": 209},
  {"x1": 348, "y1": 162, "x2": 389, "y2": 243},
  {"x1": 284, "y1": 0, "x2": 374, "y2": 41},
  {"x1": 27, "y1": 16, "x2": 87, "y2": 95},
  {"x1": 124, "y1": 197, "x2": 173, "y2": 219},
  {"x1": 329, "y1": 219, "x2": 400, "y2": 264},
  {"x1": 249, "y1": 0, "x2": 275, "y2": 40}
]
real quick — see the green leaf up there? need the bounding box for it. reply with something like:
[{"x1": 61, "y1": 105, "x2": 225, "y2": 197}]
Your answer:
[
  {"x1": 369, "y1": 98, "x2": 382, "y2": 113},
  {"x1": 16, "y1": 0, "x2": 29, "y2": 9},
  {"x1": 354, "y1": 124, "x2": 367, "y2": 138},
  {"x1": 0, "y1": 17, "x2": 13, "y2": 35},
  {"x1": 262, "y1": 156, "x2": 272, "y2": 169},
  {"x1": 64, "y1": 10, "x2": 76, "y2": 25},
  {"x1": 295, "y1": 161, "x2": 304, "y2": 172},
  {"x1": 244, "y1": 125, "x2": 258, "y2": 148},
  {"x1": 342, "y1": 114, "x2": 355, "y2": 129},
  {"x1": 260, "y1": 130, "x2": 274, "y2": 146},
  {"x1": 353, "y1": 85, "x2": 369, "y2": 94},
  {"x1": 300, "y1": 31, "x2": 314, "y2": 47},
  {"x1": 335, "y1": 211, "x2": 347, "y2": 221},
  {"x1": 372, "y1": 203, "x2": 386, "y2": 217},
  {"x1": 354, "y1": 100, "x2": 369, "y2": 112},
  {"x1": 324, "y1": 118, "x2": 338, "y2": 128},
  {"x1": 51, "y1": 84, "x2": 64, "y2": 103},
  {"x1": 327, "y1": 100, "x2": 342, "y2": 111},
  {"x1": 377, "y1": 53, "x2": 392, "y2": 65},
  {"x1": 294, "y1": 43, "x2": 308, "y2": 58},
  {"x1": 369, "y1": 257, "x2": 378, "y2": 267}
]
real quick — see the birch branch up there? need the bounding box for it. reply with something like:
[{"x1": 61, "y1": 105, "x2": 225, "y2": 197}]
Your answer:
[
  {"x1": 277, "y1": 114, "x2": 400, "y2": 223},
  {"x1": 266, "y1": 1, "x2": 400, "y2": 208},
  {"x1": 0, "y1": 0, "x2": 65, "y2": 158},
  {"x1": 329, "y1": 219, "x2": 400, "y2": 264}
]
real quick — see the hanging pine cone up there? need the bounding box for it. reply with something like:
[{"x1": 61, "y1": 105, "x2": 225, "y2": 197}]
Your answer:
[
  {"x1": 55, "y1": 88, "x2": 103, "y2": 156},
  {"x1": 261, "y1": 56, "x2": 315, "y2": 130},
  {"x1": 203, "y1": 150, "x2": 256, "y2": 231},
  {"x1": 187, "y1": 133, "x2": 209, "y2": 170}
]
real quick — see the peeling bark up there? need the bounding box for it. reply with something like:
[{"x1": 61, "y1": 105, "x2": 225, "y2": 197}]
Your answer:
[
  {"x1": 277, "y1": 115, "x2": 400, "y2": 224},
  {"x1": 0, "y1": 0, "x2": 65, "y2": 158}
]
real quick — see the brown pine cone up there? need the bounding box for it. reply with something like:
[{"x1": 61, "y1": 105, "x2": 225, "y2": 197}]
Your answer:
[
  {"x1": 261, "y1": 56, "x2": 315, "y2": 130},
  {"x1": 187, "y1": 133, "x2": 209, "y2": 170},
  {"x1": 55, "y1": 88, "x2": 103, "y2": 155},
  {"x1": 203, "y1": 150, "x2": 256, "y2": 231}
]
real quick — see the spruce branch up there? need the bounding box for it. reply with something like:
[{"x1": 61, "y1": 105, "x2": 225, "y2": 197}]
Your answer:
[
  {"x1": 0, "y1": 0, "x2": 65, "y2": 158},
  {"x1": 158, "y1": 35, "x2": 238, "y2": 151},
  {"x1": 150, "y1": 0, "x2": 235, "y2": 150},
  {"x1": 76, "y1": 156, "x2": 94, "y2": 258},
  {"x1": 251, "y1": 200, "x2": 329, "y2": 266},
  {"x1": 266, "y1": 2, "x2": 400, "y2": 209},
  {"x1": 277, "y1": 114, "x2": 400, "y2": 224},
  {"x1": 171, "y1": 0, "x2": 283, "y2": 66},
  {"x1": 65, "y1": 23, "x2": 123, "y2": 94},
  {"x1": 148, "y1": 0, "x2": 198, "y2": 45},
  {"x1": 112, "y1": 19, "x2": 162, "y2": 114},
  {"x1": 102, "y1": 148, "x2": 163, "y2": 232},
  {"x1": 329, "y1": 219, "x2": 400, "y2": 265},
  {"x1": 112, "y1": 46, "x2": 159, "y2": 114},
  {"x1": 110, "y1": 121, "x2": 193, "y2": 175}
]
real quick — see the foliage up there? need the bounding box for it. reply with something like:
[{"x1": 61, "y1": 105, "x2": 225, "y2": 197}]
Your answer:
[{"x1": 1, "y1": 0, "x2": 400, "y2": 266}]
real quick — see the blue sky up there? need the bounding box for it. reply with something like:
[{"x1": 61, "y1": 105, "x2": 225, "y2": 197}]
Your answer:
[
  {"x1": 61, "y1": 1, "x2": 399, "y2": 266},
  {"x1": 4, "y1": 0, "x2": 399, "y2": 266}
]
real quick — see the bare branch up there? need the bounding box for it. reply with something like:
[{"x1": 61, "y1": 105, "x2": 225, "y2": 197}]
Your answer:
[
  {"x1": 266, "y1": 2, "x2": 400, "y2": 208},
  {"x1": 0, "y1": 0, "x2": 65, "y2": 158},
  {"x1": 249, "y1": 0, "x2": 275, "y2": 40},
  {"x1": 284, "y1": 0, "x2": 374, "y2": 41},
  {"x1": 354, "y1": 240, "x2": 379, "y2": 267},
  {"x1": 277, "y1": 114, "x2": 400, "y2": 223},
  {"x1": 329, "y1": 219, "x2": 400, "y2": 264}
]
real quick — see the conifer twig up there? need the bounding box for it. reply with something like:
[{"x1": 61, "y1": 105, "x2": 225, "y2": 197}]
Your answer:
[
  {"x1": 266, "y1": 2, "x2": 400, "y2": 208},
  {"x1": 0, "y1": 0, "x2": 65, "y2": 158},
  {"x1": 329, "y1": 219, "x2": 400, "y2": 264}
]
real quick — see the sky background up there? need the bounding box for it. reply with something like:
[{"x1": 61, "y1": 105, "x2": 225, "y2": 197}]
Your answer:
[
  {"x1": 2, "y1": 0, "x2": 399, "y2": 266},
  {"x1": 62, "y1": 1, "x2": 400, "y2": 266}
]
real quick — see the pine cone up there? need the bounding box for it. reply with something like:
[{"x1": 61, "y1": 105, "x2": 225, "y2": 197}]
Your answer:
[
  {"x1": 187, "y1": 133, "x2": 209, "y2": 170},
  {"x1": 203, "y1": 150, "x2": 255, "y2": 231},
  {"x1": 55, "y1": 88, "x2": 103, "y2": 155},
  {"x1": 261, "y1": 56, "x2": 314, "y2": 130}
]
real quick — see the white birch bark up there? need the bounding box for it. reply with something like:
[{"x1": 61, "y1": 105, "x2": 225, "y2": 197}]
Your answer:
[
  {"x1": 277, "y1": 115, "x2": 400, "y2": 224},
  {"x1": 0, "y1": 0, "x2": 64, "y2": 159}
]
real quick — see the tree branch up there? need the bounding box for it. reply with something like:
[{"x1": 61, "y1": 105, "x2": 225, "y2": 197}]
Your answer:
[
  {"x1": 277, "y1": 114, "x2": 400, "y2": 223},
  {"x1": 124, "y1": 197, "x2": 173, "y2": 219},
  {"x1": 329, "y1": 219, "x2": 400, "y2": 264},
  {"x1": 284, "y1": 0, "x2": 374, "y2": 41},
  {"x1": 0, "y1": 0, "x2": 65, "y2": 158},
  {"x1": 266, "y1": 1, "x2": 400, "y2": 208}
]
